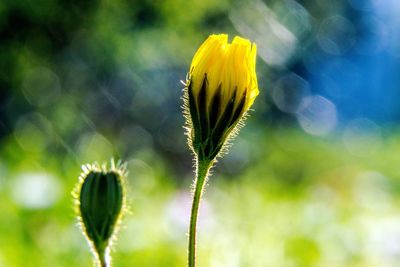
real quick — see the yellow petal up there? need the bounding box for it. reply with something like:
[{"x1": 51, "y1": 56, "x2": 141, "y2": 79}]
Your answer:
[{"x1": 189, "y1": 34, "x2": 259, "y2": 113}]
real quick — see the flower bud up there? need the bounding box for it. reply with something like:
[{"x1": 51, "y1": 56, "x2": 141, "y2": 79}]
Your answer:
[
  {"x1": 183, "y1": 34, "x2": 259, "y2": 161},
  {"x1": 75, "y1": 161, "x2": 127, "y2": 267}
]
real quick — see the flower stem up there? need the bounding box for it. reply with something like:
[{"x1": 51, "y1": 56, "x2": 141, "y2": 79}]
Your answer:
[{"x1": 188, "y1": 159, "x2": 212, "y2": 267}]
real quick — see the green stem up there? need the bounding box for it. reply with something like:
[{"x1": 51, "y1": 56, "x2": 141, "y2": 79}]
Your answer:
[
  {"x1": 188, "y1": 159, "x2": 212, "y2": 267},
  {"x1": 100, "y1": 258, "x2": 107, "y2": 267},
  {"x1": 96, "y1": 247, "x2": 108, "y2": 267}
]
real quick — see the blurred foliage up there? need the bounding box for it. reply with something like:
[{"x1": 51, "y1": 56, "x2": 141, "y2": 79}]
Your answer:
[
  {"x1": 1, "y1": 0, "x2": 400, "y2": 266},
  {"x1": 2, "y1": 125, "x2": 400, "y2": 266}
]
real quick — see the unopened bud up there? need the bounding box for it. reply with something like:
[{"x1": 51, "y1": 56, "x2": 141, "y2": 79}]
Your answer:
[{"x1": 74, "y1": 160, "x2": 127, "y2": 267}]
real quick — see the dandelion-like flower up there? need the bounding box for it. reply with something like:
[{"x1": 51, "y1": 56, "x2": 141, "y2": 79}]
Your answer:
[
  {"x1": 73, "y1": 160, "x2": 127, "y2": 267},
  {"x1": 184, "y1": 34, "x2": 259, "y2": 161},
  {"x1": 183, "y1": 34, "x2": 259, "y2": 267}
]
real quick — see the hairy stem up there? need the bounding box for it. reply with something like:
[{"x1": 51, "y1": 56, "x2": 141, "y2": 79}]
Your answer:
[
  {"x1": 96, "y1": 247, "x2": 108, "y2": 267},
  {"x1": 188, "y1": 159, "x2": 212, "y2": 267}
]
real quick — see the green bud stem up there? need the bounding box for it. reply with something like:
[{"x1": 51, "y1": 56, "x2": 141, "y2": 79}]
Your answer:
[
  {"x1": 96, "y1": 252, "x2": 106, "y2": 267},
  {"x1": 96, "y1": 246, "x2": 108, "y2": 267},
  {"x1": 188, "y1": 159, "x2": 213, "y2": 267}
]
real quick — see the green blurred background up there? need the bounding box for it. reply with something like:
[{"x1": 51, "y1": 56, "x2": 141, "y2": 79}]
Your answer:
[{"x1": 1, "y1": 0, "x2": 400, "y2": 266}]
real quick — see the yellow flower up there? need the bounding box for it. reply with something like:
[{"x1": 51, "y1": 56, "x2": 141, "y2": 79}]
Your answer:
[{"x1": 184, "y1": 34, "x2": 259, "y2": 161}]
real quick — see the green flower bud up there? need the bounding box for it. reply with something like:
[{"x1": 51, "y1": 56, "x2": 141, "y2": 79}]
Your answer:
[{"x1": 74, "y1": 160, "x2": 127, "y2": 267}]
